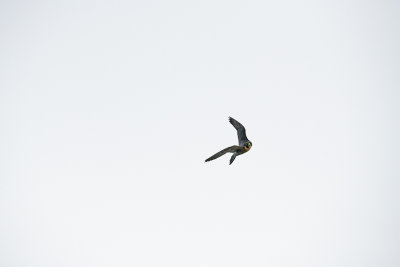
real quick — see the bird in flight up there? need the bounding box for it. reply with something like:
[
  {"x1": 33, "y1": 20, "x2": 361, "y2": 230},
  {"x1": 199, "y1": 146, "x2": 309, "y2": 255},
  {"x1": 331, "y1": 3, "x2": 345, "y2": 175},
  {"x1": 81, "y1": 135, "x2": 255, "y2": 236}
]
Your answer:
[{"x1": 205, "y1": 117, "x2": 252, "y2": 165}]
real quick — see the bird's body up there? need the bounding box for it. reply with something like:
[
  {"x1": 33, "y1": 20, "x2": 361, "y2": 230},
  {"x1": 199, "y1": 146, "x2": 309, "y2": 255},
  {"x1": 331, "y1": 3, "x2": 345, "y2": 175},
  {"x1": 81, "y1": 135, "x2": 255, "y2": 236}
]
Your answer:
[{"x1": 205, "y1": 117, "x2": 252, "y2": 165}]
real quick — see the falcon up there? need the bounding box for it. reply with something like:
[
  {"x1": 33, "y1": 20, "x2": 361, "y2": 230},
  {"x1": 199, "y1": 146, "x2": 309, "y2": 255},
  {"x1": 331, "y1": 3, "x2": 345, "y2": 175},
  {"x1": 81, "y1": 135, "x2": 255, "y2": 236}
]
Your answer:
[{"x1": 205, "y1": 117, "x2": 252, "y2": 165}]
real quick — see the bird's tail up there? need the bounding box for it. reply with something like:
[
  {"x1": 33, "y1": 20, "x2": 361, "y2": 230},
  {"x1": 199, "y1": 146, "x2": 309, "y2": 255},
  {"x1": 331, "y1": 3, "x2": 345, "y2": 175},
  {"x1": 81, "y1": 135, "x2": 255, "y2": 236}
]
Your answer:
[{"x1": 229, "y1": 153, "x2": 237, "y2": 165}]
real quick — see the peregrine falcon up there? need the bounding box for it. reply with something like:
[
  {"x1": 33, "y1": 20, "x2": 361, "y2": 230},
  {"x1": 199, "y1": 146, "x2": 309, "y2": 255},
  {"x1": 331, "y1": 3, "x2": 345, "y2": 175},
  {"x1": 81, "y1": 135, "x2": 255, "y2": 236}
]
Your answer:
[{"x1": 205, "y1": 117, "x2": 252, "y2": 165}]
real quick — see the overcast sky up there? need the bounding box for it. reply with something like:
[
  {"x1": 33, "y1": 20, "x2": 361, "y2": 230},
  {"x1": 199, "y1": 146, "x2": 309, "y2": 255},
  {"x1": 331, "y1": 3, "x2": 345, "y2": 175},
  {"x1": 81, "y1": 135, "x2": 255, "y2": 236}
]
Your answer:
[{"x1": 1, "y1": 1, "x2": 399, "y2": 266}]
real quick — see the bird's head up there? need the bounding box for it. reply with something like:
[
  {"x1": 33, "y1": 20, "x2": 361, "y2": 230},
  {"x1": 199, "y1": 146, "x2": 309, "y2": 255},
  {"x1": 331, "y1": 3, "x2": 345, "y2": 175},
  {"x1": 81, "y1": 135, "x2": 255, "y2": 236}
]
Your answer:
[{"x1": 244, "y1": 142, "x2": 252, "y2": 151}]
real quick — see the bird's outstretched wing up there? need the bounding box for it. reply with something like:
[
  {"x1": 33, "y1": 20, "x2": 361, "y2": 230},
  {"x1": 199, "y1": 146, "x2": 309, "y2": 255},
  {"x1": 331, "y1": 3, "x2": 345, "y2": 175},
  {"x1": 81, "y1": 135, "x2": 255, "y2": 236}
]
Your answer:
[
  {"x1": 205, "y1": 145, "x2": 241, "y2": 162},
  {"x1": 229, "y1": 117, "x2": 249, "y2": 144}
]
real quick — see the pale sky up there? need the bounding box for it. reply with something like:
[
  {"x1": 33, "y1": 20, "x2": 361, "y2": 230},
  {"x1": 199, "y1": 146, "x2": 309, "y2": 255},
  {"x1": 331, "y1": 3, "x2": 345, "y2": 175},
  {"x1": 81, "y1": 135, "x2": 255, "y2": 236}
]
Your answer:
[{"x1": 1, "y1": 1, "x2": 400, "y2": 266}]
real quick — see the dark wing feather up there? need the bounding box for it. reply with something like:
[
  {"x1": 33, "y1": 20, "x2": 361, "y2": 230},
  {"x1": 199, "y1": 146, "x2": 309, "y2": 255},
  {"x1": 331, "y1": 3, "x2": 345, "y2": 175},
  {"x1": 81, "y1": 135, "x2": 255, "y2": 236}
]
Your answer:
[
  {"x1": 229, "y1": 117, "x2": 249, "y2": 144},
  {"x1": 205, "y1": 145, "x2": 241, "y2": 162}
]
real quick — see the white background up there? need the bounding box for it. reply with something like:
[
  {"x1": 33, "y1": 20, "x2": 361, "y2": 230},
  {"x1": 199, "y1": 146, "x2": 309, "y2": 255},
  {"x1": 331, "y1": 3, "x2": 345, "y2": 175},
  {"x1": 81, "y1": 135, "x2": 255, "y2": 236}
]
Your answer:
[{"x1": 1, "y1": 1, "x2": 399, "y2": 266}]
